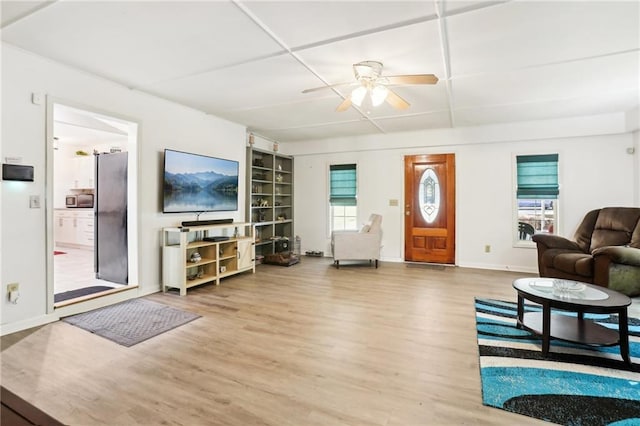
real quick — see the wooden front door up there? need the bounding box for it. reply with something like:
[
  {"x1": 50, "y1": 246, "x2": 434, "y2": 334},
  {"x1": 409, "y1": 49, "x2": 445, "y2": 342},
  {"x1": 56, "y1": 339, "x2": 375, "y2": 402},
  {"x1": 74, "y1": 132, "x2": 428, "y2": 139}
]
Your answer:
[{"x1": 404, "y1": 154, "x2": 456, "y2": 264}]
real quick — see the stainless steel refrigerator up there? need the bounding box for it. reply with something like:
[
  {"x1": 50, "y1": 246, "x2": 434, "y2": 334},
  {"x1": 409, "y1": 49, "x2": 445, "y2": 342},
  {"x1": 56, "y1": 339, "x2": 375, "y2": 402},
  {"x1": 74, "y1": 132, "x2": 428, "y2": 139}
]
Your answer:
[{"x1": 95, "y1": 152, "x2": 128, "y2": 284}]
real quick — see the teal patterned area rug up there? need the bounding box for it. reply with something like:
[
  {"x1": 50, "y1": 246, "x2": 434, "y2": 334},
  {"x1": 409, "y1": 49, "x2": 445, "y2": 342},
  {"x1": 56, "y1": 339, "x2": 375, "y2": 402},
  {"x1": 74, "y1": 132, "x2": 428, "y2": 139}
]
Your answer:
[{"x1": 475, "y1": 298, "x2": 640, "y2": 426}]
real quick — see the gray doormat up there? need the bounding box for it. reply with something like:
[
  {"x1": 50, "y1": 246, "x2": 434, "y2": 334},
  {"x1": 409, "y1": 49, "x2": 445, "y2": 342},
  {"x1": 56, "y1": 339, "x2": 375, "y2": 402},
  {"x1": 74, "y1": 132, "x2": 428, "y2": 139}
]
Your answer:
[
  {"x1": 62, "y1": 298, "x2": 200, "y2": 347},
  {"x1": 54, "y1": 285, "x2": 115, "y2": 303}
]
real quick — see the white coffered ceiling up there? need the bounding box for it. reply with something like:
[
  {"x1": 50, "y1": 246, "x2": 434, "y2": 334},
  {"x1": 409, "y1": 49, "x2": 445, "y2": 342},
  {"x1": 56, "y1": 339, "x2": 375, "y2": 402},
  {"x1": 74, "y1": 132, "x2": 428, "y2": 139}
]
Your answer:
[{"x1": 2, "y1": 1, "x2": 639, "y2": 142}]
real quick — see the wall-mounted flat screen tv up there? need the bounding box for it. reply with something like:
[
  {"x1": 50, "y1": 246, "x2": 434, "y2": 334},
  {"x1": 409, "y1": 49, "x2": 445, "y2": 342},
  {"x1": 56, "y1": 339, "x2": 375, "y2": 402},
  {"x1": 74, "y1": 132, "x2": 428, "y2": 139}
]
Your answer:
[{"x1": 163, "y1": 149, "x2": 239, "y2": 213}]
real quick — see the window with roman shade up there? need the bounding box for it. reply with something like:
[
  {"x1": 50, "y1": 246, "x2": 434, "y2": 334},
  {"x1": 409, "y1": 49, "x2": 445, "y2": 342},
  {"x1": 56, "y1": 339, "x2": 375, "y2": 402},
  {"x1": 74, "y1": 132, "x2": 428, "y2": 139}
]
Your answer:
[
  {"x1": 329, "y1": 164, "x2": 357, "y2": 232},
  {"x1": 516, "y1": 154, "x2": 559, "y2": 199},
  {"x1": 329, "y1": 164, "x2": 357, "y2": 206},
  {"x1": 515, "y1": 154, "x2": 559, "y2": 242}
]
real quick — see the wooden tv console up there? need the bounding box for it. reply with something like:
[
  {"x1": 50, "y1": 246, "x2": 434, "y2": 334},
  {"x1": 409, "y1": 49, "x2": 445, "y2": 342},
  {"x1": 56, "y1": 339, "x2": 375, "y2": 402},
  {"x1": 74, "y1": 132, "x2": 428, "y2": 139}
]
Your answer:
[{"x1": 161, "y1": 222, "x2": 255, "y2": 295}]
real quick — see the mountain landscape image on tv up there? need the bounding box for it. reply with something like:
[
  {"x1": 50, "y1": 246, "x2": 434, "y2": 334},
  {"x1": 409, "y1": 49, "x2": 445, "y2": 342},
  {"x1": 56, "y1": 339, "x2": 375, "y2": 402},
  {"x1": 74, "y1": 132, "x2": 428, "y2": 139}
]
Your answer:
[{"x1": 163, "y1": 149, "x2": 239, "y2": 213}]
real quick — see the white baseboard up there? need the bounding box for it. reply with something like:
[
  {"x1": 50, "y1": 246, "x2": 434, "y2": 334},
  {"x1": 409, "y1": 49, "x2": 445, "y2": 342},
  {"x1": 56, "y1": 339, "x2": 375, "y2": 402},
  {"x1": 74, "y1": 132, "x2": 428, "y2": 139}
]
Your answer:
[
  {"x1": 320, "y1": 255, "x2": 538, "y2": 274},
  {"x1": 458, "y1": 262, "x2": 538, "y2": 274},
  {"x1": 1, "y1": 285, "x2": 159, "y2": 336},
  {"x1": 0, "y1": 314, "x2": 59, "y2": 336}
]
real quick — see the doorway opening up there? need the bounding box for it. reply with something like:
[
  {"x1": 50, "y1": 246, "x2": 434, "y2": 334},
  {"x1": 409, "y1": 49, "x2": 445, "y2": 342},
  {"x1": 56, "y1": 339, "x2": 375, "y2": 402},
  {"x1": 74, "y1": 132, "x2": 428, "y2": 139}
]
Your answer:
[{"x1": 47, "y1": 101, "x2": 139, "y2": 309}]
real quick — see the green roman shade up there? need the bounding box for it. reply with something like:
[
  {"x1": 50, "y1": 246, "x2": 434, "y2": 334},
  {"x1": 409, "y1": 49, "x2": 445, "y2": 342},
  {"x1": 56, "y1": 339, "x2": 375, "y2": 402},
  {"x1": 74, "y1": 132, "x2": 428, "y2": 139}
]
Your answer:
[
  {"x1": 516, "y1": 154, "x2": 559, "y2": 199},
  {"x1": 329, "y1": 164, "x2": 357, "y2": 206}
]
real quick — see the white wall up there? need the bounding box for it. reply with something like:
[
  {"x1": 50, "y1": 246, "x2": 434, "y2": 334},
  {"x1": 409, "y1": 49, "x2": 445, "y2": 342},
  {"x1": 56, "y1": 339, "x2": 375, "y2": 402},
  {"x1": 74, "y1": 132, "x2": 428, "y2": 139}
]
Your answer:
[
  {"x1": 285, "y1": 118, "x2": 638, "y2": 273},
  {"x1": 2, "y1": 42, "x2": 638, "y2": 333},
  {"x1": 1, "y1": 44, "x2": 247, "y2": 332},
  {"x1": 625, "y1": 107, "x2": 640, "y2": 205}
]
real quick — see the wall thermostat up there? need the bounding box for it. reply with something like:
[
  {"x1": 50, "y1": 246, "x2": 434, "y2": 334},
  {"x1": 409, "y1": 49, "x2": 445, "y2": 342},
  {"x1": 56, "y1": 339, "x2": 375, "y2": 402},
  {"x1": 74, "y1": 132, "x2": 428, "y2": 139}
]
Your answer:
[{"x1": 2, "y1": 164, "x2": 34, "y2": 181}]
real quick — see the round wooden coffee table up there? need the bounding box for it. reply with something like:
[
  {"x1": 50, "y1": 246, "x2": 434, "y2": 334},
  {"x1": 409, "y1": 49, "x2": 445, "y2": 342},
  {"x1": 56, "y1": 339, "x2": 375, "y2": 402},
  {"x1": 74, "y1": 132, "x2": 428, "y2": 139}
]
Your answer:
[{"x1": 512, "y1": 277, "x2": 632, "y2": 366}]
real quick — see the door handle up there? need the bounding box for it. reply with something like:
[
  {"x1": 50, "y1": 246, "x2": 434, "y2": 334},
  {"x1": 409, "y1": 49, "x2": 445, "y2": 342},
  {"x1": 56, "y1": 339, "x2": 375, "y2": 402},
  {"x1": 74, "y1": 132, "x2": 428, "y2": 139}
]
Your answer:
[{"x1": 406, "y1": 211, "x2": 410, "y2": 216}]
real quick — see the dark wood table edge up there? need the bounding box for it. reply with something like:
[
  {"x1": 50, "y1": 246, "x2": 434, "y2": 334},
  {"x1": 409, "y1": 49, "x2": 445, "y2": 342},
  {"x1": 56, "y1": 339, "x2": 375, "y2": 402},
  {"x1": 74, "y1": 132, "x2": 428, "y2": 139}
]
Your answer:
[
  {"x1": 1, "y1": 386, "x2": 65, "y2": 426},
  {"x1": 513, "y1": 279, "x2": 632, "y2": 368}
]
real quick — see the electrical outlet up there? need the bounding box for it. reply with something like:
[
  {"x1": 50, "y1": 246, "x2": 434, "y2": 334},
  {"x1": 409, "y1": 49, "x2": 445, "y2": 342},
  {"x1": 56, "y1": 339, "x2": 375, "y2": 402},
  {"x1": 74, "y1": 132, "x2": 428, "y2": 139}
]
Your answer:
[
  {"x1": 31, "y1": 92, "x2": 43, "y2": 105},
  {"x1": 7, "y1": 283, "x2": 20, "y2": 303},
  {"x1": 484, "y1": 245, "x2": 491, "y2": 253}
]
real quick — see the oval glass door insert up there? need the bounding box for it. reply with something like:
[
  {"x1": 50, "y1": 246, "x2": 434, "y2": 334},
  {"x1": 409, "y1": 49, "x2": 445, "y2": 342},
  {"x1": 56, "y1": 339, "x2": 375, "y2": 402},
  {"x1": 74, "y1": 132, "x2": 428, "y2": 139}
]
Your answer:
[{"x1": 419, "y1": 168, "x2": 440, "y2": 223}]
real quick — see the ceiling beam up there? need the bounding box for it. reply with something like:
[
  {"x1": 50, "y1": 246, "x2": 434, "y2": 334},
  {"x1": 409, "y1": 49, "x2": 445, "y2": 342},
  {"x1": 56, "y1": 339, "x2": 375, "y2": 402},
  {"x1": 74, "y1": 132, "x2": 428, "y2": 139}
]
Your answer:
[
  {"x1": 1, "y1": 0, "x2": 58, "y2": 30},
  {"x1": 435, "y1": 0, "x2": 455, "y2": 127},
  {"x1": 232, "y1": 0, "x2": 388, "y2": 135}
]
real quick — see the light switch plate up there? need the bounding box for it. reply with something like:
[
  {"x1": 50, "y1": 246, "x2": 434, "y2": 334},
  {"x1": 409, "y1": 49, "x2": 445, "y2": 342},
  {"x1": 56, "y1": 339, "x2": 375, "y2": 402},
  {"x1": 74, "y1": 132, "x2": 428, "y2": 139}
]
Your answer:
[{"x1": 29, "y1": 195, "x2": 40, "y2": 208}]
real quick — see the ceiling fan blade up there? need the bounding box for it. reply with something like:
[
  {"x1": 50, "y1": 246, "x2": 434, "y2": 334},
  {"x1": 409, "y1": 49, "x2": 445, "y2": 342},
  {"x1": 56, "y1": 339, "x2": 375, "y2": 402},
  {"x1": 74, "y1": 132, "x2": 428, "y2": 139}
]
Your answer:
[
  {"x1": 385, "y1": 74, "x2": 439, "y2": 85},
  {"x1": 336, "y1": 96, "x2": 353, "y2": 112},
  {"x1": 302, "y1": 81, "x2": 355, "y2": 94},
  {"x1": 385, "y1": 89, "x2": 410, "y2": 110}
]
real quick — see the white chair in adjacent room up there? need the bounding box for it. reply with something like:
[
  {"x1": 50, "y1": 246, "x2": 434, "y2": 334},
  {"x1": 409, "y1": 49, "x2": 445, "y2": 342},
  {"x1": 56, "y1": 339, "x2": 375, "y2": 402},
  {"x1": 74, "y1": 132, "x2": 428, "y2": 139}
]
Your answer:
[{"x1": 331, "y1": 214, "x2": 382, "y2": 269}]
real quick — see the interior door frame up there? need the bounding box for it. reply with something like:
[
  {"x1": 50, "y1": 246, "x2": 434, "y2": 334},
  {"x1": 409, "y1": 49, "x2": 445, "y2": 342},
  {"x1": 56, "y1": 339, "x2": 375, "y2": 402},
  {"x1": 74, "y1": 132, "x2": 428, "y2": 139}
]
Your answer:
[
  {"x1": 45, "y1": 96, "x2": 140, "y2": 314},
  {"x1": 403, "y1": 153, "x2": 456, "y2": 264}
]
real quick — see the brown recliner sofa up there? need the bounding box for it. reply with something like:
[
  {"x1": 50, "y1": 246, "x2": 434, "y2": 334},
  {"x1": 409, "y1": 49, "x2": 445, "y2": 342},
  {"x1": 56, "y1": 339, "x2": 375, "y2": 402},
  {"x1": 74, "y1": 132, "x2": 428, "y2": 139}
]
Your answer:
[{"x1": 532, "y1": 207, "x2": 640, "y2": 297}]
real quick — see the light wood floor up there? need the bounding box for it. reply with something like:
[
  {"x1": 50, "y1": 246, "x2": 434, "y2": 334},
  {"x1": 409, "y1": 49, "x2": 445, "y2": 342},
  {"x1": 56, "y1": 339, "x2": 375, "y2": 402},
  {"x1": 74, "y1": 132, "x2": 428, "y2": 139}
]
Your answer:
[{"x1": 2, "y1": 258, "x2": 638, "y2": 425}]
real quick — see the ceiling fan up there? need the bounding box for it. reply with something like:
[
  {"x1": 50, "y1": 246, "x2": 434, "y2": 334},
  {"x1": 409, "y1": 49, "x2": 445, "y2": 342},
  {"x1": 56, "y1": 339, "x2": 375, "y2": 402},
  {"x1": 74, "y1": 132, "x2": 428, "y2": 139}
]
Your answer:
[{"x1": 302, "y1": 60, "x2": 438, "y2": 112}]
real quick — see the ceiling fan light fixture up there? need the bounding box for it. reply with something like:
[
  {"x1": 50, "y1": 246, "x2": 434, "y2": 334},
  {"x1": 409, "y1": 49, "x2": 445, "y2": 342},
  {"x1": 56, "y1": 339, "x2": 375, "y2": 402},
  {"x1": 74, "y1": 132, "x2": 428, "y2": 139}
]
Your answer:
[
  {"x1": 371, "y1": 85, "x2": 389, "y2": 107},
  {"x1": 353, "y1": 60, "x2": 383, "y2": 81},
  {"x1": 351, "y1": 86, "x2": 368, "y2": 106},
  {"x1": 302, "y1": 60, "x2": 436, "y2": 112}
]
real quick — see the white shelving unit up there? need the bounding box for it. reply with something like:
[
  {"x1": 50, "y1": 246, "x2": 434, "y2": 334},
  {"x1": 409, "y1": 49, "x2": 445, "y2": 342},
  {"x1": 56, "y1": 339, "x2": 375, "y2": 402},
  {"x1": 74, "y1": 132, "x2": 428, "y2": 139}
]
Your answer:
[{"x1": 161, "y1": 222, "x2": 255, "y2": 295}]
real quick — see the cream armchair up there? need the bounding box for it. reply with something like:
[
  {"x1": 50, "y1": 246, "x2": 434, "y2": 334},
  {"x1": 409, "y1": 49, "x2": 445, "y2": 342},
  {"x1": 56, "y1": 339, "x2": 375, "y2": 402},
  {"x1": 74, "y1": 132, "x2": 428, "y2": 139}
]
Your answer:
[{"x1": 331, "y1": 214, "x2": 382, "y2": 268}]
